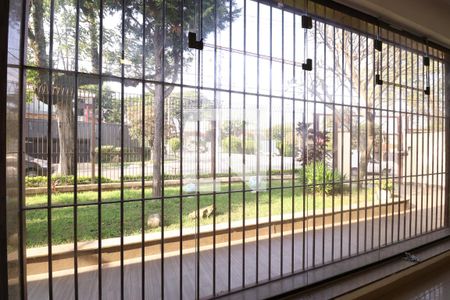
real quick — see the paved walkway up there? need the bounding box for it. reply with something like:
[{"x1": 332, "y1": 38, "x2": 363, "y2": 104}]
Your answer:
[{"x1": 27, "y1": 203, "x2": 445, "y2": 300}]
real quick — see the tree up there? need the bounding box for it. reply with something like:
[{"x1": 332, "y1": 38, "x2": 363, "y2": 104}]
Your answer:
[
  {"x1": 313, "y1": 23, "x2": 425, "y2": 183},
  {"x1": 27, "y1": 0, "x2": 240, "y2": 197},
  {"x1": 27, "y1": 0, "x2": 105, "y2": 175},
  {"x1": 134, "y1": 1, "x2": 240, "y2": 197},
  {"x1": 125, "y1": 91, "x2": 210, "y2": 155}
]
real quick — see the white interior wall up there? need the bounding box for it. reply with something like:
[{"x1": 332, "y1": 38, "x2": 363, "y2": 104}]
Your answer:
[{"x1": 335, "y1": 0, "x2": 450, "y2": 49}]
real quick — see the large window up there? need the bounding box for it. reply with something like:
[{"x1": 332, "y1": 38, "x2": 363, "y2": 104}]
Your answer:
[{"x1": 13, "y1": 0, "x2": 449, "y2": 298}]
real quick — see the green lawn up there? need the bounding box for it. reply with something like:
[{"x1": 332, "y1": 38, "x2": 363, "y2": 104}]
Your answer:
[{"x1": 25, "y1": 182, "x2": 375, "y2": 248}]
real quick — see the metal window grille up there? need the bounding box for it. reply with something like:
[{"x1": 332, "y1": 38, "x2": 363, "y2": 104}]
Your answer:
[{"x1": 3, "y1": 0, "x2": 449, "y2": 299}]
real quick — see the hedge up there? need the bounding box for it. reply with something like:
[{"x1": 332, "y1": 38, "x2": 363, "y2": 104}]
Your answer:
[
  {"x1": 25, "y1": 175, "x2": 113, "y2": 188},
  {"x1": 221, "y1": 136, "x2": 256, "y2": 154},
  {"x1": 25, "y1": 170, "x2": 304, "y2": 188}
]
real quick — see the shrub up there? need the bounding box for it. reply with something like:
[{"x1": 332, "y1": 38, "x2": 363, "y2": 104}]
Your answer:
[
  {"x1": 296, "y1": 122, "x2": 330, "y2": 164},
  {"x1": 298, "y1": 162, "x2": 343, "y2": 195},
  {"x1": 285, "y1": 143, "x2": 297, "y2": 157},
  {"x1": 244, "y1": 139, "x2": 255, "y2": 154},
  {"x1": 95, "y1": 146, "x2": 143, "y2": 163},
  {"x1": 380, "y1": 179, "x2": 393, "y2": 192},
  {"x1": 275, "y1": 140, "x2": 297, "y2": 157},
  {"x1": 168, "y1": 137, "x2": 181, "y2": 153},
  {"x1": 25, "y1": 175, "x2": 113, "y2": 188},
  {"x1": 222, "y1": 136, "x2": 242, "y2": 153},
  {"x1": 222, "y1": 136, "x2": 256, "y2": 154},
  {"x1": 25, "y1": 176, "x2": 48, "y2": 188},
  {"x1": 121, "y1": 174, "x2": 179, "y2": 181},
  {"x1": 272, "y1": 125, "x2": 294, "y2": 141},
  {"x1": 95, "y1": 145, "x2": 121, "y2": 163}
]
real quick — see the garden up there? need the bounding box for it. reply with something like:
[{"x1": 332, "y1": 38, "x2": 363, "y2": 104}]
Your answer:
[
  {"x1": 24, "y1": 162, "x2": 390, "y2": 248},
  {"x1": 23, "y1": 122, "x2": 397, "y2": 248}
]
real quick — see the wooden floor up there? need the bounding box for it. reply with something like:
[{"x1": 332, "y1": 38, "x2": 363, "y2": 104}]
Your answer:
[{"x1": 27, "y1": 204, "x2": 445, "y2": 300}]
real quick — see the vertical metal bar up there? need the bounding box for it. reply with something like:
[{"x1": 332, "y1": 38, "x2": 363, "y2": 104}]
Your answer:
[
  {"x1": 370, "y1": 30, "x2": 375, "y2": 250},
  {"x1": 280, "y1": 4, "x2": 285, "y2": 275},
  {"x1": 438, "y1": 58, "x2": 442, "y2": 228},
  {"x1": 47, "y1": 0, "x2": 56, "y2": 298},
  {"x1": 97, "y1": 0, "x2": 104, "y2": 297},
  {"x1": 385, "y1": 39, "x2": 389, "y2": 246},
  {"x1": 322, "y1": 22, "x2": 327, "y2": 264},
  {"x1": 178, "y1": 0, "x2": 185, "y2": 300},
  {"x1": 414, "y1": 46, "x2": 418, "y2": 236},
  {"x1": 162, "y1": 0, "x2": 167, "y2": 298},
  {"x1": 366, "y1": 29, "x2": 374, "y2": 250},
  {"x1": 426, "y1": 54, "x2": 434, "y2": 231},
  {"x1": 141, "y1": 0, "x2": 147, "y2": 298},
  {"x1": 420, "y1": 43, "x2": 425, "y2": 236},
  {"x1": 402, "y1": 38, "x2": 408, "y2": 240},
  {"x1": 364, "y1": 30, "x2": 369, "y2": 252},
  {"x1": 211, "y1": 0, "x2": 217, "y2": 296},
  {"x1": 443, "y1": 55, "x2": 448, "y2": 229},
  {"x1": 120, "y1": 0, "x2": 125, "y2": 298},
  {"x1": 196, "y1": 46, "x2": 200, "y2": 300},
  {"x1": 439, "y1": 58, "x2": 443, "y2": 227},
  {"x1": 432, "y1": 56, "x2": 442, "y2": 230},
  {"x1": 97, "y1": 0, "x2": 104, "y2": 298},
  {"x1": 268, "y1": 4, "x2": 273, "y2": 279},
  {"x1": 397, "y1": 43, "x2": 402, "y2": 240},
  {"x1": 396, "y1": 43, "x2": 401, "y2": 242},
  {"x1": 212, "y1": 0, "x2": 217, "y2": 294},
  {"x1": 415, "y1": 45, "x2": 419, "y2": 237},
  {"x1": 291, "y1": 10, "x2": 296, "y2": 274},
  {"x1": 348, "y1": 30, "x2": 353, "y2": 256},
  {"x1": 440, "y1": 54, "x2": 445, "y2": 225},
  {"x1": 0, "y1": 15, "x2": 6, "y2": 300},
  {"x1": 227, "y1": 0, "x2": 232, "y2": 292},
  {"x1": 391, "y1": 41, "x2": 396, "y2": 244},
  {"x1": 74, "y1": 0, "x2": 80, "y2": 297},
  {"x1": 439, "y1": 57, "x2": 443, "y2": 229},
  {"x1": 195, "y1": 1, "x2": 202, "y2": 298},
  {"x1": 18, "y1": 0, "x2": 28, "y2": 296},
  {"x1": 377, "y1": 28, "x2": 382, "y2": 249},
  {"x1": 331, "y1": 23, "x2": 336, "y2": 261},
  {"x1": 340, "y1": 27, "x2": 344, "y2": 260},
  {"x1": 431, "y1": 57, "x2": 436, "y2": 231},
  {"x1": 425, "y1": 47, "x2": 430, "y2": 234},
  {"x1": 312, "y1": 19, "x2": 317, "y2": 267},
  {"x1": 437, "y1": 58, "x2": 441, "y2": 228},
  {"x1": 407, "y1": 38, "x2": 412, "y2": 238},
  {"x1": 179, "y1": 0, "x2": 184, "y2": 296},
  {"x1": 408, "y1": 39, "x2": 412, "y2": 237},
  {"x1": 302, "y1": 12, "x2": 307, "y2": 270},
  {"x1": 0, "y1": 0, "x2": 12, "y2": 298},
  {"x1": 256, "y1": 0, "x2": 260, "y2": 283},
  {"x1": 357, "y1": 33, "x2": 361, "y2": 255},
  {"x1": 438, "y1": 59, "x2": 443, "y2": 229},
  {"x1": 242, "y1": 0, "x2": 247, "y2": 287}
]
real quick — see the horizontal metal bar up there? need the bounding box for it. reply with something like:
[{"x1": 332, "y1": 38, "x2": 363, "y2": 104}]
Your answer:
[{"x1": 20, "y1": 65, "x2": 446, "y2": 119}]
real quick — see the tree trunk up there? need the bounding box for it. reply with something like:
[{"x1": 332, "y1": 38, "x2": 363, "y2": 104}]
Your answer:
[
  {"x1": 153, "y1": 82, "x2": 164, "y2": 197},
  {"x1": 359, "y1": 109, "x2": 375, "y2": 183},
  {"x1": 210, "y1": 120, "x2": 216, "y2": 175},
  {"x1": 152, "y1": 34, "x2": 164, "y2": 197},
  {"x1": 55, "y1": 99, "x2": 75, "y2": 175},
  {"x1": 90, "y1": 105, "x2": 96, "y2": 183},
  {"x1": 151, "y1": 20, "x2": 178, "y2": 198},
  {"x1": 148, "y1": 26, "x2": 181, "y2": 197}
]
